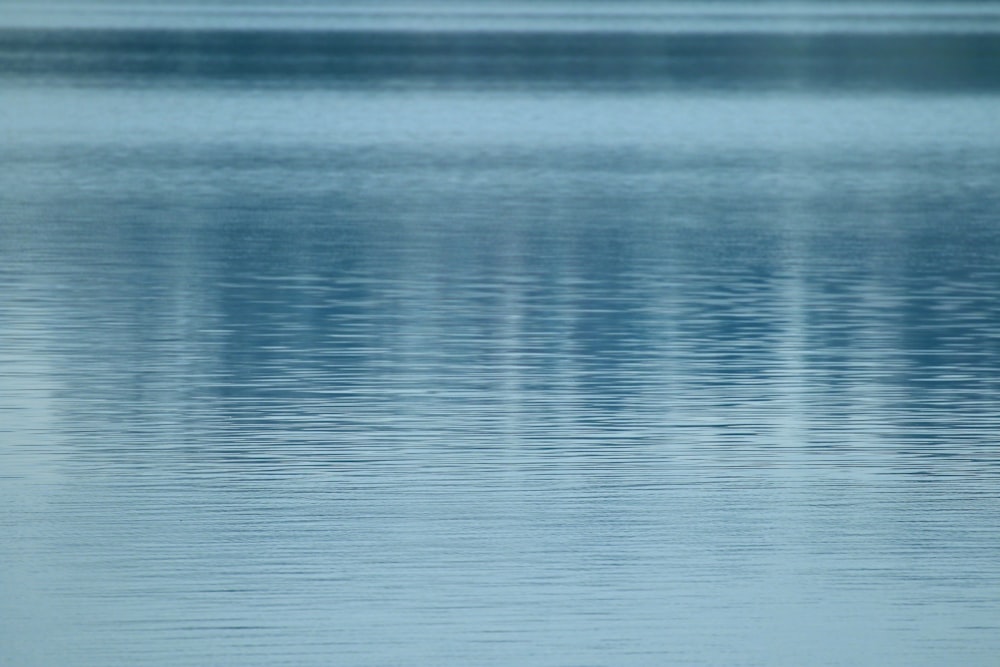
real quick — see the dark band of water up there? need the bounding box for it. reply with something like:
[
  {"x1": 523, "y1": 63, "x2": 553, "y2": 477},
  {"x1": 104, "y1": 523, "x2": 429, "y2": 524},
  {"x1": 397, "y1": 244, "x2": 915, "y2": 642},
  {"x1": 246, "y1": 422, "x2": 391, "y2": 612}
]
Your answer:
[{"x1": 4, "y1": 27, "x2": 1000, "y2": 91}]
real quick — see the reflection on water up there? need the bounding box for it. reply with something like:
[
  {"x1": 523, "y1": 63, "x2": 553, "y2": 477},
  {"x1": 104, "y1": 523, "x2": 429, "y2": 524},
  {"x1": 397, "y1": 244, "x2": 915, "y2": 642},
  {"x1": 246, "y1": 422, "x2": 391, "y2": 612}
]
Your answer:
[
  {"x1": 3, "y1": 3, "x2": 1000, "y2": 666},
  {"x1": 5, "y1": 27, "x2": 1000, "y2": 92}
]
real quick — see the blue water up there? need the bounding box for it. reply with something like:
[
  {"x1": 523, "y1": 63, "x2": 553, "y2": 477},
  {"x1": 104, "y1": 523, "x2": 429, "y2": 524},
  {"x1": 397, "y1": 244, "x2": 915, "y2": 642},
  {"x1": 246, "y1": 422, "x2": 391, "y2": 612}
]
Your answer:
[{"x1": 2, "y1": 3, "x2": 1000, "y2": 665}]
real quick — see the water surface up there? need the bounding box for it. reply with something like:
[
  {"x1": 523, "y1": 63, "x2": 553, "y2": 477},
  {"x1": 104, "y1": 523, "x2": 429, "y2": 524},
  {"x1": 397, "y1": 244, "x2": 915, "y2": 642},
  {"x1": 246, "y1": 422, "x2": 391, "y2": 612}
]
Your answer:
[{"x1": 2, "y1": 3, "x2": 1000, "y2": 665}]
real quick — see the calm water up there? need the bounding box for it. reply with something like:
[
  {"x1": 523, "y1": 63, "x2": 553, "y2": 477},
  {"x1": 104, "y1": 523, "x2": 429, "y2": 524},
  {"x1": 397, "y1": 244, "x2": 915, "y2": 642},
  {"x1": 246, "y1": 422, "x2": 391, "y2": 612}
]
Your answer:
[{"x1": 3, "y1": 2, "x2": 1000, "y2": 665}]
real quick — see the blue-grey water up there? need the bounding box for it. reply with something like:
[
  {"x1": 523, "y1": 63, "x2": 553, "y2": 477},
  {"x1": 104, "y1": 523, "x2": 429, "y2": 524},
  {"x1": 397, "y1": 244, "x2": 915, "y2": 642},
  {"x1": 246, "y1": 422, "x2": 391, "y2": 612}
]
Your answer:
[{"x1": 3, "y1": 2, "x2": 1000, "y2": 665}]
